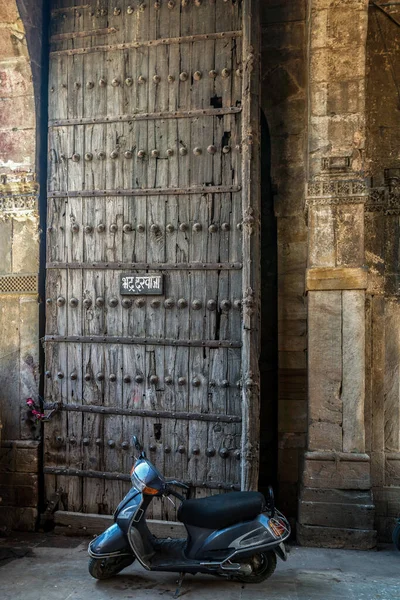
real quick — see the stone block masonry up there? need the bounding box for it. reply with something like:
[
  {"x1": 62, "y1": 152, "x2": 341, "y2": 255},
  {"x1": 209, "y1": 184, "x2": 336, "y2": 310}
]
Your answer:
[
  {"x1": 0, "y1": 0, "x2": 40, "y2": 534},
  {"x1": 298, "y1": 0, "x2": 378, "y2": 549}
]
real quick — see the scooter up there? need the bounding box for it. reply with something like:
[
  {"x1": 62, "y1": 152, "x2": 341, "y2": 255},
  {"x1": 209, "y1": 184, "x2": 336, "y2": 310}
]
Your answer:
[{"x1": 88, "y1": 436, "x2": 290, "y2": 589}]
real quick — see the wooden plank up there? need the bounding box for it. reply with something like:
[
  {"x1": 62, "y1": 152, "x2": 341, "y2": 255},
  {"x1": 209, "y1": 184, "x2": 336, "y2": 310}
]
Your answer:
[
  {"x1": 103, "y1": 344, "x2": 124, "y2": 511},
  {"x1": 81, "y1": 342, "x2": 104, "y2": 513},
  {"x1": 306, "y1": 267, "x2": 368, "y2": 291},
  {"x1": 65, "y1": 342, "x2": 83, "y2": 512},
  {"x1": 53, "y1": 510, "x2": 185, "y2": 538}
]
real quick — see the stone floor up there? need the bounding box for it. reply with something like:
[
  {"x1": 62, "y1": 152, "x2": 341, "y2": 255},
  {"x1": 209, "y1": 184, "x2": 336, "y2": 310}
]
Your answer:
[{"x1": 0, "y1": 533, "x2": 399, "y2": 600}]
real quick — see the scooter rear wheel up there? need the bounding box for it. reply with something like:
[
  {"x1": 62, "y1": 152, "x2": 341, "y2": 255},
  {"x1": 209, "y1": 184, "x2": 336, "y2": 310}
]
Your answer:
[
  {"x1": 234, "y1": 551, "x2": 277, "y2": 584},
  {"x1": 88, "y1": 556, "x2": 135, "y2": 580}
]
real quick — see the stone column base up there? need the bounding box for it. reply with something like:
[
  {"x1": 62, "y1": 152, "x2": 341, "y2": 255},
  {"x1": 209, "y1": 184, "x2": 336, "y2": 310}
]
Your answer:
[
  {"x1": 297, "y1": 452, "x2": 377, "y2": 549},
  {"x1": 0, "y1": 440, "x2": 39, "y2": 533}
]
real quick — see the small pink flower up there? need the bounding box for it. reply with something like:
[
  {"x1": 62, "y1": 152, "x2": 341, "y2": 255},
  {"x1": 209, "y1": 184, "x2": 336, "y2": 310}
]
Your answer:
[{"x1": 26, "y1": 399, "x2": 35, "y2": 407}]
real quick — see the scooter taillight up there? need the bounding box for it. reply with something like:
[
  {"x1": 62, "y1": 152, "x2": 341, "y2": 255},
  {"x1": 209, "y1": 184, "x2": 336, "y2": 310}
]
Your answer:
[{"x1": 269, "y1": 517, "x2": 287, "y2": 538}]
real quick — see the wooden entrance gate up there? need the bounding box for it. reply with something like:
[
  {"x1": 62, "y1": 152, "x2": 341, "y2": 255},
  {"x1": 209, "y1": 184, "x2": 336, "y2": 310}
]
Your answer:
[{"x1": 44, "y1": 0, "x2": 260, "y2": 521}]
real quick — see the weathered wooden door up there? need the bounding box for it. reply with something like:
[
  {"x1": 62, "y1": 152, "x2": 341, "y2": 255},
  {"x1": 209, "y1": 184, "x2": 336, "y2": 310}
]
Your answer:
[{"x1": 44, "y1": 0, "x2": 260, "y2": 520}]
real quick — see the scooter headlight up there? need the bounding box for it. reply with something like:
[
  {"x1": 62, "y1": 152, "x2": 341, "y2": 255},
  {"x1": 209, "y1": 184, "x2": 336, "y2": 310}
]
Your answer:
[{"x1": 130, "y1": 466, "x2": 159, "y2": 495}]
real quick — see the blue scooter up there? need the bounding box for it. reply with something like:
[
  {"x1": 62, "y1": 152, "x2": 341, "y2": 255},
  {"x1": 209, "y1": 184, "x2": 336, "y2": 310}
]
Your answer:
[{"x1": 88, "y1": 436, "x2": 290, "y2": 587}]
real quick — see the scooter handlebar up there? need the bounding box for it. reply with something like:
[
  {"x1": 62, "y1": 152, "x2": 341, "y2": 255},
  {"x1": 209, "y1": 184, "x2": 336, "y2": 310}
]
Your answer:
[{"x1": 165, "y1": 479, "x2": 190, "y2": 491}]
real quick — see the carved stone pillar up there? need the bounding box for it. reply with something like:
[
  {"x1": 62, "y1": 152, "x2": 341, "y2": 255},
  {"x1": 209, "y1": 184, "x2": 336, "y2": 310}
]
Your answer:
[
  {"x1": 297, "y1": 0, "x2": 376, "y2": 549},
  {"x1": 298, "y1": 178, "x2": 376, "y2": 548}
]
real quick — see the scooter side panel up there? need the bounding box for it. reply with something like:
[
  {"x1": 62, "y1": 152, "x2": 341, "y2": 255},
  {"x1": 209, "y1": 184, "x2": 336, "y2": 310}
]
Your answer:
[
  {"x1": 190, "y1": 514, "x2": 276, "y2": 560},
  {"x1": 116, "y1": 492, "x2": 143, "y2": 534},
  {"x1": 88, "y1": 523, "x2": 131, "y2": 557},
  {"x1": 114, "y1": 488, "x2": 141, "y2": 520},
  {"x1": 184, "y1": 525, "x2": 216, "y2": 560}
]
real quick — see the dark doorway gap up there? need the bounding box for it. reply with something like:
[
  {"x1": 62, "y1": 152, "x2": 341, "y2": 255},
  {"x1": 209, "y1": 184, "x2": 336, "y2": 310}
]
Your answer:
[{"x1": 258, "y1": 110, "x2": 278, "y2": 499}]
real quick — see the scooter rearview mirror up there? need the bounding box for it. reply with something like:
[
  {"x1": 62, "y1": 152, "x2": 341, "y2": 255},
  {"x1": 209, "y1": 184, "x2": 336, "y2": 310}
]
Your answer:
[{"x1": 131, "y1": 435, "x2": 143, "y2": 452}]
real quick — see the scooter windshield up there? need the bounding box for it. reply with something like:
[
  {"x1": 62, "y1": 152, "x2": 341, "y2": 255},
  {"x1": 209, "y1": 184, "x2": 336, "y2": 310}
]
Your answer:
[{"x1": 131, "y1": 458, "x2": 165, "y2": 493}]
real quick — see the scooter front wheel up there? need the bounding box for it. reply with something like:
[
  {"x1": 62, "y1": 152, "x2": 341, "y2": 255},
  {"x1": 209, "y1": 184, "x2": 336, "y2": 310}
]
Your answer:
[
  {"x1": 88, "y1": 555, "x2": 135, "y2": 580},
  {"x1": 234, "y1": 551, "x2": 277, "y2": 584}
]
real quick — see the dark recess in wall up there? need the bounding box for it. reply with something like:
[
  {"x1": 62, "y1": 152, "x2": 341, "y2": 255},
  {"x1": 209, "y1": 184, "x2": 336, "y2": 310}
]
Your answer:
[{"x1": 258, "y1": 110, "x2": 278, "y2": 497}]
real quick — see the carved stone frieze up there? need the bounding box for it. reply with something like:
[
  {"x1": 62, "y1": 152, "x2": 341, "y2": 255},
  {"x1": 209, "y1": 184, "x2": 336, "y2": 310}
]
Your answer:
[
  {"x1": 306, "y1": 179, "x2": 368, "y2": 208},
  {"x1": 365, "y1": 188, "x2": 386, "y2": 213},
  {"x1": 0, "y1": 195, "x2": 38, "y2": 214},
  {"x1": 366, "y1": 178, "x2": 400, "y2": 215}
]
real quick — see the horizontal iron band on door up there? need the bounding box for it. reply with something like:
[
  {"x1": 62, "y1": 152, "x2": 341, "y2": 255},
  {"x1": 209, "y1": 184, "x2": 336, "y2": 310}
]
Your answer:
[
  {"x1": 43, "y1": 467, "x2": 241, "y2": 490},
  {"x1": 51, "y1": 27, "x2": 117, "y2": 41},
  {"x1": 44, "y1": 335, "x2": 242, "y2": 348},
  {"x1": 48, "y1": 185, "x2": 241, "y2": 198},
  {"x1": 43, "y1": 402, "x2": 242, "y2": 423},
  {"x1": 46, "y1": 262, "x2": 243, "y2": 270},
  {"x1": 50, "y1": 31, "x2": 242, "y2": 57},
  {"x1": 49, "y1": 107, "x2": 242, "y2": 127}
]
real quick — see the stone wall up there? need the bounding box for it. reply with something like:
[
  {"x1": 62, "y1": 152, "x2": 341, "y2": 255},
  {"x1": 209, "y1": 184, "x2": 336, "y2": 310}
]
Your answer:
[
  {"x1": 297, "y1": 0, "x2": 378, "y2": 549},
  {"x1": 260, "y1": 1, "x2": 308, "y2": 522},
  {"x1": 365, "y1": 2, "x2": 400, "y2": 542},
  {"x1": 0, "y1": 0, "x2": 40, "y2": 533}
]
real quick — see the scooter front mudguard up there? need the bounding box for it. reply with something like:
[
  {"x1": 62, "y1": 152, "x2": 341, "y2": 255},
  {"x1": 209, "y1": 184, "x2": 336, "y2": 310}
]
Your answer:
[
  {"x1": 88, "y1": 523, "x2": 132, "y2": 558},
  {"x1": 88, "y1": 491, "x2": 143, "y2": 559}
]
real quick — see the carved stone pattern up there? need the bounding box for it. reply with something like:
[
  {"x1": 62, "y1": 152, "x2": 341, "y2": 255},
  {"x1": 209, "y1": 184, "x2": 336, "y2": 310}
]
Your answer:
[
  {"x1": 307, "y1": 180, "x2": 367, "y2": 198},
  {"x1": 306, "y1": 180, "x2": 368, "y2": 208},
  {"x1": 242, "y1": 287, "x2": 255, "y2": 318},
  {"x1": 0, "y1": 274, "x2": 38, "y2": 294},
  {"x1": 242, "y1": 207, "x2": 255, "y2": 234},
  {"x1": 366, "y1": 183, "x2": 400, "y2": 215},
  {"x1": 0, "y1": 195, "x2": 38, "y2": 213}
]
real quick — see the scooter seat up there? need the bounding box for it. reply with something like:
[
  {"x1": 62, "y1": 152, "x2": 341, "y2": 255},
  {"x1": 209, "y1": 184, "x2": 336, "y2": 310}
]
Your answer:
[{"x1": 177, "y1": 491, "x2": 265, "y2": 530}]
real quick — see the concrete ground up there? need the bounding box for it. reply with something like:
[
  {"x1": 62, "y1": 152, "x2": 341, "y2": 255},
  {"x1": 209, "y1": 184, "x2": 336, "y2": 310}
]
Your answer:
[{"x1": 0, "y1": 533, "x2": 399, "y2": 600}]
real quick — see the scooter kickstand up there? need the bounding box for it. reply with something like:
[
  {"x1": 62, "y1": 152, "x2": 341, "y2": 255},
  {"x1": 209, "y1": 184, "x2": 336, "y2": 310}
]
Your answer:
[{"x1": 173, "y1": 572, "x2": 185, "y2": 599}]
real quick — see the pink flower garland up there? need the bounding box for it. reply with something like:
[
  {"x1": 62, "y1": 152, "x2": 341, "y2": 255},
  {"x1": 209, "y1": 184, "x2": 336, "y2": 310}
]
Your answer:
[{"x1": 26, "y1": 397, "x2": 46, "y2": 421}]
